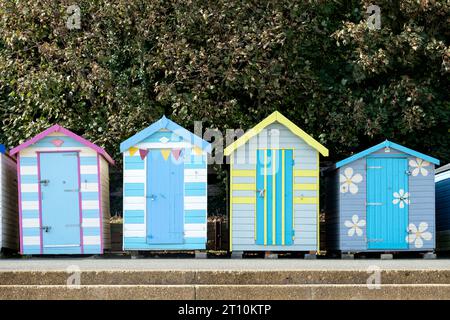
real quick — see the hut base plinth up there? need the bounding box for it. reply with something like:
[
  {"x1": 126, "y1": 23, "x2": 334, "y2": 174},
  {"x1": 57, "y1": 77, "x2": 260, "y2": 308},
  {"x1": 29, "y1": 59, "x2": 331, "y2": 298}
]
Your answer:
[
  {"x1": 304, "y1": 253, "x2": 317, "y2": 260},
  {"x1": 264, "y1": 252, "x2": 278, "y2": 259},
  {"x1": 340, "y1": 253, "x2": 355, "y2": 260},
  {"x1": 195, "y1": 251, "x2": 207, "y2": 259},
  {"x1": 230, "y1": 251, "x2": 243, "y2": 259},
  {"x1": 380, "y1": 253, "x2": 393, "y2": 260},
  {"x1": 130, "y1": 251, "x2": 144, "y2": 259},
  {"x1": 422, "y1": 252, "x2": 437, "y2": 260}
]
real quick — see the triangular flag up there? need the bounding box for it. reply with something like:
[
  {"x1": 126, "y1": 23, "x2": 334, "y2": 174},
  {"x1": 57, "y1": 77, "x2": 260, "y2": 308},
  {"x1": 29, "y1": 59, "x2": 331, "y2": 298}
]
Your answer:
[
  {"x1": 129, "y1": 147, "x2": 138, "y2": 157},
  {"x1": 139, "y1": 149, "x2": 149, "y2": 160},
  {"x1": 193, "y1": 146, "x2": 203, "y2": 155},
  {"x1": 171, "y1": 149, "x2": 183, "y2": 160},
  {"x1": 161, "y1": 149, "x2": 171, "y2": 160}
]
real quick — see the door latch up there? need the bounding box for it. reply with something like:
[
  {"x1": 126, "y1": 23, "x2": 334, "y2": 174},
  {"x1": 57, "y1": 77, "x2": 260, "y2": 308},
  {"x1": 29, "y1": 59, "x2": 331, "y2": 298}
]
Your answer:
[
  {"x1": 257, "y1": 189, "x2": 265, "y2": 198},
  {"x1": 40, "y1": 226, "x2": 51, "y2": 233},
  {"x1": 405, "y1": 170, "x2": 412, "y2": 176},
  {"x1": 148, "y1": 194, "x2": 157, "y2": 201},
  {"x1": 39, "y1": 179, "x2": 50, "y2": 186}
]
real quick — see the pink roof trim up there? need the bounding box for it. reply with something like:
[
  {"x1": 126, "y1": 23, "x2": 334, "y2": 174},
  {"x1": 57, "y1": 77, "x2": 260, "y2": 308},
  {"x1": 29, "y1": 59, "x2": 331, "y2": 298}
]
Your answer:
[{"x1": 9, "y1": 124, "x2": 115, "y2": 165}]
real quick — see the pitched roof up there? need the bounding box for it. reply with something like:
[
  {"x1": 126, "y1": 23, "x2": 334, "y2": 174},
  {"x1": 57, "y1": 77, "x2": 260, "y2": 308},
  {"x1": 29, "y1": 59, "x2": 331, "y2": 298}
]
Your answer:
[
  {"x1": 223, "y1": 111, "x2": 329, "y2": 156},
  {"x1": 436, "y1": 163, "x2": 450, "y2": 175},
  {"x1": 120, "y1": 116, "x2": 212, "y2": 153},
  {"x1": 335, "y1": 140, "x2": 440, "y2": 168},
  {"x1": 9, "y1": 124, "x2": 115, "y2": 165}
]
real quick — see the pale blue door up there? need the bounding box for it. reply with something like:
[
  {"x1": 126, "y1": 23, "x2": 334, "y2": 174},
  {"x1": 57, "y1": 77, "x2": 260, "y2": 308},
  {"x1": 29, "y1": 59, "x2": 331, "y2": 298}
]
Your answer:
[
  {"x1": 367, "y1": 158, "x2": 408, "y2": 250},
  {"x1": 146, "y1": 149, "x2": 184, "y2": 244},
  {"x1": 40, "y1": 152, "x2": 81, "y2": 251}
]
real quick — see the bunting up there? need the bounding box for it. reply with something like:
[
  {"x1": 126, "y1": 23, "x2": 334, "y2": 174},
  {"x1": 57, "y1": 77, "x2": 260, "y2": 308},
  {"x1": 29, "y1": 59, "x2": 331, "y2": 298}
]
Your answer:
[
  {"x1": 139, "y1": 149, "x2": 149, "y2": 160},
  {"x1": 171, "y1": 148, "x2": 183, "y2": 160},
  {"x1": 161, "y1": 149, "x2": 171, "y2": 160},
  {"x1": 129, "y1": 146, "x2": 139, "y2": 157},
  {"x1": 193, "y1": 146, "x2": 203, "y2": 155}
]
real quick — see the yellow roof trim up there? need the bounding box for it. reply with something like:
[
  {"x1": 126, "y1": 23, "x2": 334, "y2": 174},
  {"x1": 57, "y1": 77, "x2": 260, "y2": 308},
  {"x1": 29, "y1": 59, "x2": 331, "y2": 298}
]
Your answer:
[{"x1": 224, "y1": 111, "x2": 329, "y2": 157}]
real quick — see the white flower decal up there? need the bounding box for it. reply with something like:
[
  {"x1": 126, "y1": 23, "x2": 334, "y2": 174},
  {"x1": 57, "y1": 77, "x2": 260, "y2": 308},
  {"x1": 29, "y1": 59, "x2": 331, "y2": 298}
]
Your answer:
[
  {"x1": 339, "y1": 167, "x2": 363, "y2": 194},
  {"x1": 393, "y1": 189, "x2": 409, "y2": 209},
  {"x1": 406, "y1": 222, "x2": 432, "y2": 248},
  {"x1": 409, "y1": 158, "x2": 430, "y2": 177},
  {"x1": 344, "y1": 215, "x2": 366, "y2": 237}
]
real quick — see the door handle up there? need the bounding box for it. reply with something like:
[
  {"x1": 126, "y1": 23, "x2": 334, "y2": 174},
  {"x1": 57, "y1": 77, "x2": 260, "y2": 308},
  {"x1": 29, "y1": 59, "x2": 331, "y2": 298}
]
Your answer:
[
  {"x1": 40, "y1": 226, "x2": 51, "y2": 233},
  {"x1": 257, "y1": 189, "x2": 265, "y2": 198},
  {"x1": 147, "y1": 194, "x2": 157, "y2": 201},
  {"x1": 39, "y1": 179, "x2": 50, "y2": 186}
]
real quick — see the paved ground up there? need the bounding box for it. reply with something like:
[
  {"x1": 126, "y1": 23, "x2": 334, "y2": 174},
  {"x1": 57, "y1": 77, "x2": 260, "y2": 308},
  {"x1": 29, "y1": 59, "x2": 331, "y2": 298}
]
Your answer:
[{"x1": 1, "y1": 258, "x2": 449, "y2": 271}]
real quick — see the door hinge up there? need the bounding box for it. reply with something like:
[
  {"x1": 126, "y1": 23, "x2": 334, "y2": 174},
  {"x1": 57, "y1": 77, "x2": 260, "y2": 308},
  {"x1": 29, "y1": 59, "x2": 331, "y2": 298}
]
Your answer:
[{"x1": 366, "y1": 202, "x2": 383, "y2": 206}]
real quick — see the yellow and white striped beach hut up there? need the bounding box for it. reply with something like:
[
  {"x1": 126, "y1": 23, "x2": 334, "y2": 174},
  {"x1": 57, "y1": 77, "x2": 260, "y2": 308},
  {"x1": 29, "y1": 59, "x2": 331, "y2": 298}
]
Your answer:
[{"x1": 224, "y1": 111, "x2": 328, "y2": 255}]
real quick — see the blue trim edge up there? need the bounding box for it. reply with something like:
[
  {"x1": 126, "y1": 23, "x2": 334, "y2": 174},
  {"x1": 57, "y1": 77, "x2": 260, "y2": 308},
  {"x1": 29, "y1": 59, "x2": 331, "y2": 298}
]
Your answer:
[
  {"x1": 0, "y1": 144, "x2": 5, "y2": 154},
  {"x1": 336, "y1": 140, "x2": 440, "y2": 168},
  {"x1": 120, "y1": 116, "x2": 212, "y2": 153}
]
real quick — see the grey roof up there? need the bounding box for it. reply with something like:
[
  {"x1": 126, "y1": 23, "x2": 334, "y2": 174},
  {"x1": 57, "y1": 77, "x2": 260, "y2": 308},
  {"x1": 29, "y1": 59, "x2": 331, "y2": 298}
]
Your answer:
[{"x1": 436, "y1": 163, "x2": 450, "y2": 174}]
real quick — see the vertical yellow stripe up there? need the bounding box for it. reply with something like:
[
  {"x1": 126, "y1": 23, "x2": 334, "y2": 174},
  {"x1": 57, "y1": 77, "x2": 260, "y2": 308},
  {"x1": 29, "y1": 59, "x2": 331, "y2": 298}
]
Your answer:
[
  {"x1": 264, "y1": 150, "x2": 267, "y2": 246},
  {"x1": 282, "y1": 150, "x2": 285, "y2": 245},
  {"x1": 272, "y1": 150, "x2": 276, "y2": 245},
  {"x1": 230, "y1": 155, "x2": 233, "y2": 252}
]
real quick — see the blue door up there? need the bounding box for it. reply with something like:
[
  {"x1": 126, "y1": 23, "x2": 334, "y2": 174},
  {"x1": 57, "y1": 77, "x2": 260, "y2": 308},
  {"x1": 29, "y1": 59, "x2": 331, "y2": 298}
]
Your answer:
[
  {"x1": 40, "y1": 152, "x2": 81, "y2": 252},
  {"x1": 256, "y1": 149, "x2": 293, "y2": 246},
  {"x1": 367, "y1": 158, "x2": 408, "y2": 250},
  {"x1": 146, "y1": 149, "x2": 184, "y2": 244}
]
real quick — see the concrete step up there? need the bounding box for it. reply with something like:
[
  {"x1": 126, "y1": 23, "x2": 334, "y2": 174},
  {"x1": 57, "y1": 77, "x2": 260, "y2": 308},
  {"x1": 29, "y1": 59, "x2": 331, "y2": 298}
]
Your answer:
[
  {"x1": 2, "y1": 269, "x2": 450, "y2": 285},
  {"x1": 1, "y1": 284, "x2": 450, "y2": 300}
]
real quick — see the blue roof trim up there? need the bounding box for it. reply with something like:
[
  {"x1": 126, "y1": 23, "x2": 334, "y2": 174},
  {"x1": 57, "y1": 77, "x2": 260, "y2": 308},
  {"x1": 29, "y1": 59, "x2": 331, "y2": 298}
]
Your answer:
[
  {"x1": 120, "y1": 116, "x2": 212, "y2": 153},
  {"x1": 0, "y1": 144, "x2": 5, "y2": 154},
  {"x1": 336, "y1": 140, "x2": 440, "y2": 168}
]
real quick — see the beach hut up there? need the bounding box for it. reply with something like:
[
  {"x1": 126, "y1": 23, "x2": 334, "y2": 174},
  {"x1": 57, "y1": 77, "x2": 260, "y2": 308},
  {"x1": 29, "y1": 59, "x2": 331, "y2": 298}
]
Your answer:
[
  {"x1": 0, "y1": 144, "x2": 19, "y2": 253},
  {"x1": 325, "y1": 140, "x2": 439, "y2": 256},
  {"x1": 10, "y1": 125, "x2": 114, "y2": 255},
  {"x1": 436, "y1": 164, "x2": 450, "y2": 251},
  {"x1": 120, "y1": 116, "x2": 211, "y2": 253},
  {"x1": 223, "y1": 111, "x2": 329, "y2": 257}
]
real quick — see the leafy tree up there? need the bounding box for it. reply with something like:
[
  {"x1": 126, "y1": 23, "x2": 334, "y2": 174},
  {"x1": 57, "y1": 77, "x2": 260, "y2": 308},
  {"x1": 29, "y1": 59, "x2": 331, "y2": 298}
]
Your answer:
[{"x1": 0, "y1": 1, "x2": 448, "y2": 215}]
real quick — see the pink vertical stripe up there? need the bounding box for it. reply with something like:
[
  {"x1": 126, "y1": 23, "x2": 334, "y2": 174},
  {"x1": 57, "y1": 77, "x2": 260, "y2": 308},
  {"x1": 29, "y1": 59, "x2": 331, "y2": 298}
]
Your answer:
[
  {"x1": 97, "y1": 154, "x2": 104, "y2": 253},
  {"x1": 16, "y1": 154, "x2": 23, "y2": 254},
  {"x1": 36, "y1": 153, "x2": 43, "y2": 254},
  {"x1": 76, "y1": 152, "x2": 84, "y2": 254}
]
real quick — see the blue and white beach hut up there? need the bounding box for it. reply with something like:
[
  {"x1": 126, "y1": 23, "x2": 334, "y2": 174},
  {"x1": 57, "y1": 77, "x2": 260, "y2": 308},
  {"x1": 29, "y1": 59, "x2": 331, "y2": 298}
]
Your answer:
[
  {"x1": 120, "y1": 116, "x2": 211, "y2": 252},
  {"x1": 326, "y1": 140, "x2": 439, "y2": 254}
]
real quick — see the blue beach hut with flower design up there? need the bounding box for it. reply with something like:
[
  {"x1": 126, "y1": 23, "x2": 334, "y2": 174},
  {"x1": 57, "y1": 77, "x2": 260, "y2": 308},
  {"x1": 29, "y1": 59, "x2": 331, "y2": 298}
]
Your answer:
[{"x1": 325, "y1": 140, "x2": 439, "y2": 255}]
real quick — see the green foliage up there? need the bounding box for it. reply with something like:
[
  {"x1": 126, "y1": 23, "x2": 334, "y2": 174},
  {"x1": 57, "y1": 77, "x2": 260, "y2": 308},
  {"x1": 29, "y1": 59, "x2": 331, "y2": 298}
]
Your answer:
[{"x1": 0, "y1": 0, "x2": 448, "y2": 166}]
